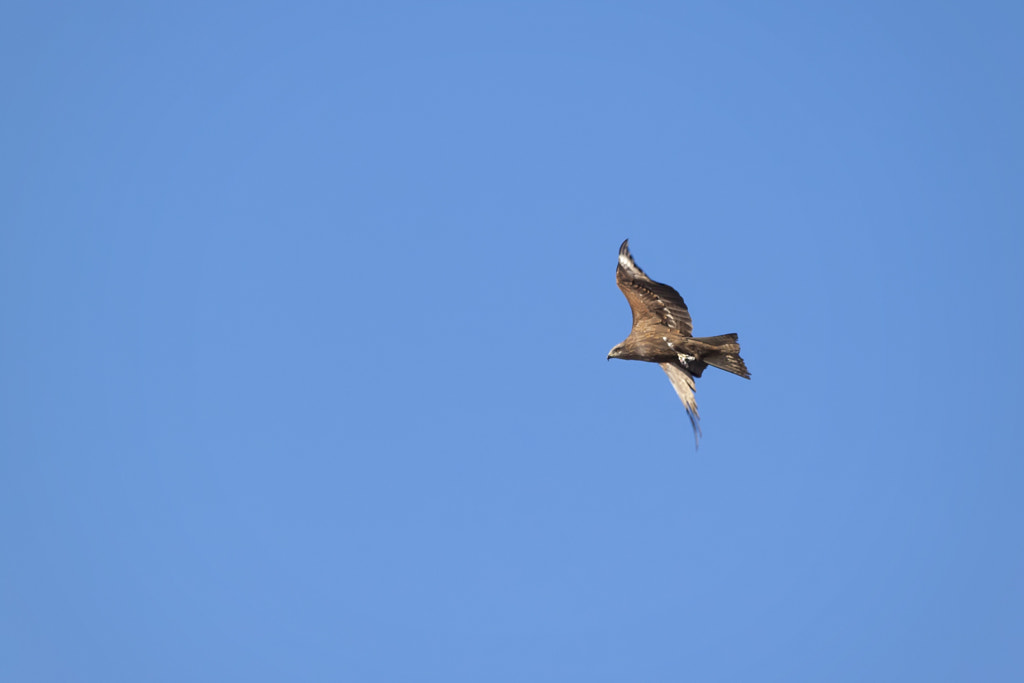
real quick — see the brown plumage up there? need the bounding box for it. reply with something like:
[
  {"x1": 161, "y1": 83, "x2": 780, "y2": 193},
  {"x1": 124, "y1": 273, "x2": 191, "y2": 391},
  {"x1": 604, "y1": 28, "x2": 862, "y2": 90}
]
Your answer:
[{"x1": 608, "y1": 239, "x2": 749, "y2": 447}]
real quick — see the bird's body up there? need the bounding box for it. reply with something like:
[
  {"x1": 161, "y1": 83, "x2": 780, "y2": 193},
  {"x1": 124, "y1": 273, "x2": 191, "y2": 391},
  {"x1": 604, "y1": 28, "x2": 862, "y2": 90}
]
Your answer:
[
  {"x1": 608, "y1": 239, "x2": 748, "y2": 446},
  {"x1": 610, "y1": 332, "x2": 729, "y2": 366}
]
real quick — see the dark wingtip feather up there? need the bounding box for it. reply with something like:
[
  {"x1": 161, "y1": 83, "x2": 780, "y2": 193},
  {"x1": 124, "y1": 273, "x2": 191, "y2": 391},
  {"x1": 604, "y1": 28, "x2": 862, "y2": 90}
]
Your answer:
[{"x1": 617, "y1": 239, "x2": 644, "y2": 276}]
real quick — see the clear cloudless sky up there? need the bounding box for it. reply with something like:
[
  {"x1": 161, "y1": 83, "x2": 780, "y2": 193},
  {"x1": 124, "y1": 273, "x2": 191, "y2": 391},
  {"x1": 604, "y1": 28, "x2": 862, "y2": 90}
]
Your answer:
[{"x1": 3, "y1": 2, "x2": 1023, "y2": 681}]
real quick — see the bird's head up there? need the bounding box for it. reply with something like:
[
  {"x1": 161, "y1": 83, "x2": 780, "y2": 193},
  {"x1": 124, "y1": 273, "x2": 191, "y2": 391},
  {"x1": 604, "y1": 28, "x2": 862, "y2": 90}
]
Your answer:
[{"x1": 607, "y1": 344, "x2": 623, "y2": 360}]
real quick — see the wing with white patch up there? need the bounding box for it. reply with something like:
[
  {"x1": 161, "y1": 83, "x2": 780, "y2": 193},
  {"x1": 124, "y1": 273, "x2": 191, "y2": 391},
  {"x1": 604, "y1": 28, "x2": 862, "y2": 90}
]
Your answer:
[
  {"x1": 616, "y1": 239, "x2": 693, "y2": 336},
  {"x1": 660, "y1": 361, "x2": 702, "y2": 448}
]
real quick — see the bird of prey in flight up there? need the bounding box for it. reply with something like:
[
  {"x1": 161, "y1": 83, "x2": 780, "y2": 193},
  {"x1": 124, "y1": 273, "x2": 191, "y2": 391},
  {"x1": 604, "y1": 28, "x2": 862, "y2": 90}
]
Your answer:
[{"x1": 608, "y1": 239, "x2": 749, "y2": 446}]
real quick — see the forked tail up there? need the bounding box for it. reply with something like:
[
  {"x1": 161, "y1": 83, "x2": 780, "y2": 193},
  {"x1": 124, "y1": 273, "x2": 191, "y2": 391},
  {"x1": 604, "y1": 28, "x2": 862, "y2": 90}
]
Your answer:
[{"x1": 693, "y1": 333, "x2": 751, "y2": 379}]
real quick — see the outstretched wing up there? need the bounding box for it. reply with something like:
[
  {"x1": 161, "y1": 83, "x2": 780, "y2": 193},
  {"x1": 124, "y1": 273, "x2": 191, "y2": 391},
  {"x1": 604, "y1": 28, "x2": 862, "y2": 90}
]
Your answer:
[
  {"x1": 660, "y1": 361, "x2": 702, "y2": 448},
  {"x1": 616, "y1": 239, "x2": 693, "y2": 336}
]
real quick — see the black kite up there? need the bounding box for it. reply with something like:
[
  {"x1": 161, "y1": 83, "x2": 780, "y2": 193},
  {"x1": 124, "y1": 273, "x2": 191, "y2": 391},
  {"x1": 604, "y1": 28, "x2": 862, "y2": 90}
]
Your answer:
[{"x1": 608, "y1": 239, "x2": 749, "y2": 446}]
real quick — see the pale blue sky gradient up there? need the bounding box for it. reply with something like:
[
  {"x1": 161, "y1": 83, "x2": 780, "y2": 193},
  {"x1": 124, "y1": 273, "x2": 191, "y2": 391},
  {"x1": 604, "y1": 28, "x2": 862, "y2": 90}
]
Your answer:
[{"x1": 3, "y1": 2, "x2": 1023, "y2": 681}]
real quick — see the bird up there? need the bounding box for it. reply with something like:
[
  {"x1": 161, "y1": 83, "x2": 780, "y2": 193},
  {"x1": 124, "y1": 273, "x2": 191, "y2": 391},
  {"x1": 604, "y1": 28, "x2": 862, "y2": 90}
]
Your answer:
[{"x1": 608, "y1": 239, "x2": 749, "y2": 446}]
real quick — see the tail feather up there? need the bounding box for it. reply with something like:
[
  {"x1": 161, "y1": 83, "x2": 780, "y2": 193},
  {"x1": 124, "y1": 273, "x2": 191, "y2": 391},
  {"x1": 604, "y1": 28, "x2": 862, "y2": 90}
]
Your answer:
[
  {"x1": 705, "y1": 353, "x2": 750, "y2": 379},
  {"x1": 692, "y1": 333, "x2": 750, "y2": 379},
  {"x1": 693, "y1": 333, "x2": 739, "y2": 347}
]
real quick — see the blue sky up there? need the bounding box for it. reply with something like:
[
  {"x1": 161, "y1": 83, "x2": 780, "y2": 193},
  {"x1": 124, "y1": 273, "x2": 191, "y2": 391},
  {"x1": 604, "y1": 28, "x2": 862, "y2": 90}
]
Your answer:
[{"x1": 3, "y1": 2, "x2": 1022, "y2": 681}]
